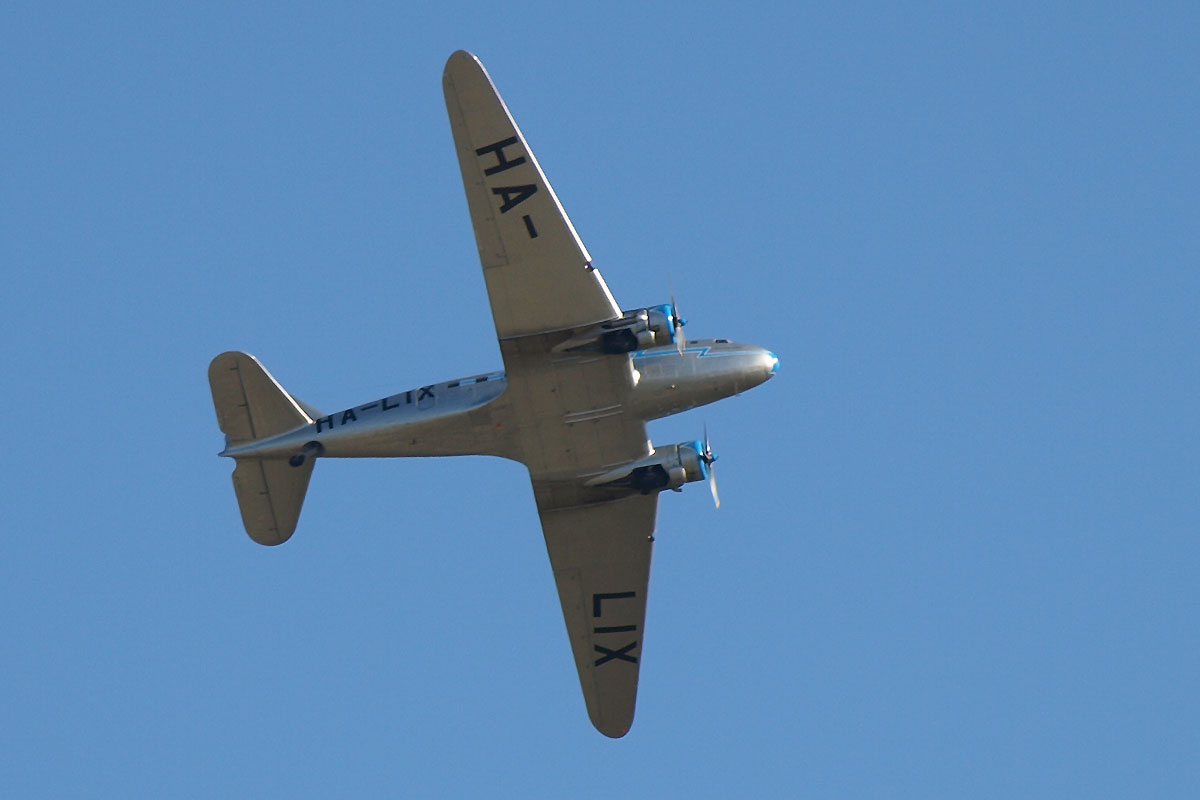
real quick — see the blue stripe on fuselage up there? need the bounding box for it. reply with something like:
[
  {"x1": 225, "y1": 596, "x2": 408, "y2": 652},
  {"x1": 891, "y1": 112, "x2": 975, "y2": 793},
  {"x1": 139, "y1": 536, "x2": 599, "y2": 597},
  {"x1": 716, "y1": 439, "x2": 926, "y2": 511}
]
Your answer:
[{"x1": 632, "y1": 346, "x2": 760, "y2": 360}]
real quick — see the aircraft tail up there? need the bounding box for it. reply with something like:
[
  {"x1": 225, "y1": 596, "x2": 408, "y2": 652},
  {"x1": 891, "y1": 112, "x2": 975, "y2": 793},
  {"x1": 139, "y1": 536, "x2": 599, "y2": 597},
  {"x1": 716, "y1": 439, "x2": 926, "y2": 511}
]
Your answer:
[{"x1": 208, "y1": 351, "x2": 319, "y2": 546}]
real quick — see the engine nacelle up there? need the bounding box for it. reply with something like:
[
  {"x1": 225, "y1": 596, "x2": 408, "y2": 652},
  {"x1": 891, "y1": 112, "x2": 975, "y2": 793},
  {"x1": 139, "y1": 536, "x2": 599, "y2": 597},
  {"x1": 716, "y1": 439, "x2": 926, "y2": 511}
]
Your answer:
[
  {"x1": 553, "y1": 304, "x2": 680, "y2": 354},
  {"x1": 584, "y1": 440, "x2": 710, "y2": 494}
]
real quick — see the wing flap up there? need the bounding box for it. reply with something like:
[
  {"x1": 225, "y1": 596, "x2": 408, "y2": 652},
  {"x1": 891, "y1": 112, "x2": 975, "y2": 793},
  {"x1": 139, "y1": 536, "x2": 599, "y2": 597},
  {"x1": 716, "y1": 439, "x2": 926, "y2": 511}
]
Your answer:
[{"x1": 537, "y1": 492, "x2": 658, "y2": 737}]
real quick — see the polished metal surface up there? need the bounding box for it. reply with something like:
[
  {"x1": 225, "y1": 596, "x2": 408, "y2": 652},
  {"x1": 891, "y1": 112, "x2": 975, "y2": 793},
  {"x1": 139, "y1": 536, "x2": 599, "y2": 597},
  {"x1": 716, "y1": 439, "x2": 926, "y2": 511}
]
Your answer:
[{"x1": 209, "y1": 50, "x2": 778, "y2": 738}]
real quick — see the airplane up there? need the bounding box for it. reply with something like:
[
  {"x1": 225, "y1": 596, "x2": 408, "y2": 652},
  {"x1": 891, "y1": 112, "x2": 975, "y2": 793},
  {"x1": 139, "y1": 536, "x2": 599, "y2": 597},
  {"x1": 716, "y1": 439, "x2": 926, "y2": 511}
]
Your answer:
[{"x1": 208, "y1": 50, "x2": 779, "y2": 738}]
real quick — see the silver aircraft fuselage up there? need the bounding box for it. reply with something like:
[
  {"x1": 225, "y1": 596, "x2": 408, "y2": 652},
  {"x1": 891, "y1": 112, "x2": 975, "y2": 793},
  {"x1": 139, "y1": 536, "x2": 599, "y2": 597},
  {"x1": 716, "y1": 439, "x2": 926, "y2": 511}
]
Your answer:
[{"x1": 221, "y1": 339, "x2": 778, "y2": 466}]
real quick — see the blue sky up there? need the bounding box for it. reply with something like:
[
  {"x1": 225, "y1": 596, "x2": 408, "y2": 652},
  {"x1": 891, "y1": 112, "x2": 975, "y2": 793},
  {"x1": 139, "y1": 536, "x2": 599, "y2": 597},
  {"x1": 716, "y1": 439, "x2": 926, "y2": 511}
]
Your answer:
[{"x1": 3, "y1": 2, "x2": 1197, "y2": 796}]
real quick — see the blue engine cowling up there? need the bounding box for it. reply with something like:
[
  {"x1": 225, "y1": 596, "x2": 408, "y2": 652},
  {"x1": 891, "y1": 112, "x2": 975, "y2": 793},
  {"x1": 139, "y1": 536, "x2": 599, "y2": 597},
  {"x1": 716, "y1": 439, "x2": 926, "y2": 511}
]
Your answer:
[
  {"x1": 584, "y1": 440, "x2": 709, "y2": 494},
  {"x1": 554, "y1": 304, "x2": 682, "y2": 354}
]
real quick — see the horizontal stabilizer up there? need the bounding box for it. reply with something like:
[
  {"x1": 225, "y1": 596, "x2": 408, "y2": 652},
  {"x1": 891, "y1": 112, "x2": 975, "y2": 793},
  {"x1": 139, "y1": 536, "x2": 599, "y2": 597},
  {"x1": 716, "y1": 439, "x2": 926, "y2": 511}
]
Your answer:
[
  {"x1": 208, "y1": 351, "x2": 313, "y2": 445},
  {"x1": 231, "y1": 458, "x2": 314, "y2": 546},
  {"x1": 208, "y1": 351, "x2": 318, "y2": 545}
]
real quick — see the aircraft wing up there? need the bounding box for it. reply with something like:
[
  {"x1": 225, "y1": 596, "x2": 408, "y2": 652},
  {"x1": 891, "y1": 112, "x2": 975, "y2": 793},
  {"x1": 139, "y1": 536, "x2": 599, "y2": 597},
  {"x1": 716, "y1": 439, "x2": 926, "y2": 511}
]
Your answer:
[
  {"x1": 446, "y1": 51, "x2": 656, "y2": 737},
  {"x1": 534, "y1": 489, "x2": 658, "y2": 738},
  {"x1": 443, "y1": 50, "x2": 621, "y2": 340}
]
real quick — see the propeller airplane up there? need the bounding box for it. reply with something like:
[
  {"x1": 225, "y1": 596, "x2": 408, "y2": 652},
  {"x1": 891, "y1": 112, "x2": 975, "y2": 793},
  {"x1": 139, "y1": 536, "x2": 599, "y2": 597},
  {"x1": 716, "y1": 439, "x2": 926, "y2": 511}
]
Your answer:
[{"x1": 209, "y1": 51, "x2": 779, "y2": 737}]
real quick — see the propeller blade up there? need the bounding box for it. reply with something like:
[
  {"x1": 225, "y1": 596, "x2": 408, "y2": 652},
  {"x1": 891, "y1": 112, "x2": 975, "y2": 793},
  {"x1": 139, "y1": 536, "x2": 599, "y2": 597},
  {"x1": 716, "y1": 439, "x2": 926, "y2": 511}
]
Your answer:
[
  {"x1": 702, "y1": 424, "x2": 714, "y2": 462},
  {"x1": 669, "y1": 275, "x2": 686, "y2": 353},
  {"x1": 701, "y1": 424, "x2": 719, "y2": 507}
]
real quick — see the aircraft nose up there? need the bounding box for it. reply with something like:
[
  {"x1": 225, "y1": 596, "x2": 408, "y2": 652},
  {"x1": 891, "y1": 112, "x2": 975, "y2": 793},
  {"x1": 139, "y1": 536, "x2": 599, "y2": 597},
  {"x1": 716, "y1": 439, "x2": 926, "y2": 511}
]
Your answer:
[
  {"x1": 745, "y1": 348, "x2": 779, "y2": 388},
  {"x1": 765, "y1": 351, "x2": 780, "y2": 379}
]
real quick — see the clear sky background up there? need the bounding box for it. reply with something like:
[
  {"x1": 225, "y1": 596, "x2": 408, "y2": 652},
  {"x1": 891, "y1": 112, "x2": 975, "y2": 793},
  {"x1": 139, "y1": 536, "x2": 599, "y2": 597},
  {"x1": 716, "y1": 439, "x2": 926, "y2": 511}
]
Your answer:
[{"x1": 3, "y1": 2, "x2": 1197, "y2": 797}]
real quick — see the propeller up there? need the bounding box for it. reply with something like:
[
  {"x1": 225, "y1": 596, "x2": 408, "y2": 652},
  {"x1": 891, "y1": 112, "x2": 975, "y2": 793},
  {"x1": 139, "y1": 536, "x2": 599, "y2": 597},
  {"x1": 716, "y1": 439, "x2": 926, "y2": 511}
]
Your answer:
[
  {"x1": 668, "y1": 277, "x2": 687, "y2": 353},
  {"x1": 701, "y1": 424, "x2": 719, "y2": 508}
]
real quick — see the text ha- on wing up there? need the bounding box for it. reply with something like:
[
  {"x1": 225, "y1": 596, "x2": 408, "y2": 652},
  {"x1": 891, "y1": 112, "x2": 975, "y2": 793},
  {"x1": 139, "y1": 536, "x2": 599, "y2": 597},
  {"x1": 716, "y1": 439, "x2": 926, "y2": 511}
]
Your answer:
[{"x1": 443, "y1": 50, "x2": 621, "y2": 342}]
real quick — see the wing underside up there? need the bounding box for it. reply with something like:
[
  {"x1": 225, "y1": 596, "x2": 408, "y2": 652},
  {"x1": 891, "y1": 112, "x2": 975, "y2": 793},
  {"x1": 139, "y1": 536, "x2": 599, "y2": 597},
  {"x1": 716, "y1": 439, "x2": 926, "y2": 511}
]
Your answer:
[
  {"x1": 535, "y1": 491, "x2": 658, "y2": 738},
  {"x1": 444, "y1": 51, "x2": 659, "y2": 737},
  {"x1": 443, "y1": 50, "x2": 620, "y2": 341}
]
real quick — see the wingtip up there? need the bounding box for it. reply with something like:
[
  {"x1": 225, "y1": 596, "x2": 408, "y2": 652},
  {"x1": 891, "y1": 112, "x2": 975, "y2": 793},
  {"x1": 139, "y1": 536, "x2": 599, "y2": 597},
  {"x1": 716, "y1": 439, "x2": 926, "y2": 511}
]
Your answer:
[
  {"x1": 588, "y1": 704, "x2": 636, "y2": 739},
  {"x1": 596, "y1": 724, "x2": 631, "y2": 739},
  {"x1": 444, "y1": 49, "x2": 480, "y2": 72}
]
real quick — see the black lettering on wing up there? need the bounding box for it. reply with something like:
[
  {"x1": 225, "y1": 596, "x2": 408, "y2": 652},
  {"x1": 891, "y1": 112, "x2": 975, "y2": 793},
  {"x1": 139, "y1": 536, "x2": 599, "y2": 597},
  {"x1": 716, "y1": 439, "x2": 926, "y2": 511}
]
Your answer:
[
  {"x1": 594, "y1": 641, "x2": 638, "y2": 666},
  {"x1": 593, "y1": 592, "x2": 636, "y2": 617},
  {"x1": 475, "y1": 136, "x2": 526, "y2": 176},
  {"x1": 492, "y1": 185, "x2": 537, "y2": 213},
  {"x1": 591, "y1": 592, "x2": 639, "y2": 668}
]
